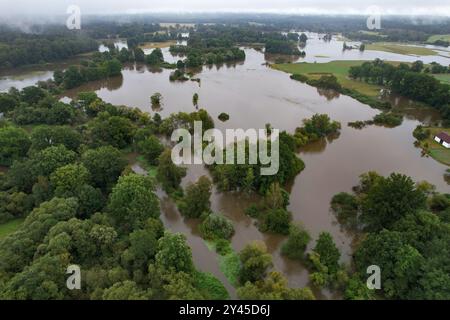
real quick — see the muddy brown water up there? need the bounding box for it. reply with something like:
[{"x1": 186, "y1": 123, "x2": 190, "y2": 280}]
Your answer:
[{"x1": 1, "y1": 39, "x2": 449, "y2": 299}]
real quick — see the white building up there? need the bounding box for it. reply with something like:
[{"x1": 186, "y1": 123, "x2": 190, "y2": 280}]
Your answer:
[{"x1": 434, "y1": 132, "x2": 450, "y2": 149}]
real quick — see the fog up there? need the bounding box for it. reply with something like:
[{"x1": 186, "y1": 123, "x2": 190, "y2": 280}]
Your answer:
[{"x1": 1, "y1": 0, "x2": 449, "y2": 16}]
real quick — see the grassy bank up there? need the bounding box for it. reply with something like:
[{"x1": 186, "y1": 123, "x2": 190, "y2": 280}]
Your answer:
[
  {"x1": 418, "y1": 128, "x2": 450, "y2": 166},
  {"x1": 366, "y1": 43, "x2": 438, "y2": 56},
  {"x1": 0, "y1": 218, "x2": 24, "y2": 240}
]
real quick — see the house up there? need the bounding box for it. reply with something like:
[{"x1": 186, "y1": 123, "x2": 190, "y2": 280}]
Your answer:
[{"x1": 434, "y1": 132, "x2": 450, "y2": 149}]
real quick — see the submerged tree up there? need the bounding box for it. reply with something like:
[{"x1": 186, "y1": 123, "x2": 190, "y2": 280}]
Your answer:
[
  {"x1": 151, "y1": 93, "x2": 163, "y2": 108},
  {"x1": 192, "y1": 93, "x2": 199, "y2": 108}
]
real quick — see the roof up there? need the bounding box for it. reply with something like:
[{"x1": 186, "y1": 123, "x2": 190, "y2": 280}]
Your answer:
[{"x1": 436, "y1": 132, "x2": 450, "y2": 143}]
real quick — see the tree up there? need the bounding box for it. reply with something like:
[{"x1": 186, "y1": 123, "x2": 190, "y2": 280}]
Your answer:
[
  {"x1": 264, "y1": 183, "x2": 288, "y2": 210},
  {"x1": 344, "y1": 274, "x2": 376, "y2": 300},
  {"x1": 0, "y1": 93, "x2": 18, "y2": 113},
  {"x1": 75, "y1": 184, "x2": 104, "y2": 218},
  {"x1": 107, "y1": 174, "x2": 160, "y2": 232},
  {"x1": 32, "y1": 145, "x2": 77, "y2": 177},
  {"x1": 0, "y1": 254, "x2": 69, "y2": 300},
  {"x1": 137, "y1": 135, "x2": 164, "y2": 165},
  {"x1": 178, "y1": 176, "x2": 212, "y2": 218},
  {"x1": 313, "y1": 232, "x2": 340, "y2": 275},
  {"x1": 281, "y1": 224, "x2": 311, "y2": 260},
  {"x1": 0, "y1": 126, "x2": 31, "y2": 166},
  {"x1": 239, "y1": 241, "x2": 273, "y2": 284},
  {"x1": 192, "y1": 93, "x2": 199, "y2": 107},
  {"x1": 50, "y1": 164, "x2": 90, "y2": 197},
  {"x1": 102, "y1": 281, "x2": 151, "y2": 300},
  {"x1": 146, "y1": 48, "x2": 164, "y2": 65},
  {"x1": 122, "y1": 219, "x2": 164, "y2": 273},
  {"x1": 81, "y1": 146, "x2": 127, "y2": 191},
  {"x1": 354, "y1": 230, "x2": 424, "y2": 299},
  {"x1": 0, "y1": 197, "x2": 78, "y2": 274},
  {"x1": 411, "y1": 60, "x2": 424, "y2": 72},
  {"x1": 299, "y1": 33, "x2": 308, "y2": 43},
  {"x1": 155, "y1": 232, "x2": 195, "y2": 274},
  {"x1": 89, "y1": 113, "x2": 135, "y2": 149},
  {"x1": 156, "y1": 149, "x2": 187, "y2": 194},
  {"x1": 103, "y1": 58, "x2": 122, "y2": 77},
  {"x1": 199, "y1": 214, "x2": 235, "y2": 240},
  {"x1": 30, "y1": 125, "x2": 81, "y2": 152},
  {"x1": 260, "y1": 208, "x2": 291, "y2": 235},
  {"x1": 133, "y1": 48, "x2": 145, "y2": 62},
  {"x1": 361, "y1": 173, "x2": 426, "y2": 231},
  {"x1": 150, "y1": 93, "x2": 162, "y2": 107},
  {"x1": 237, "y1": 271, "x2": 315, "y2": 300}
]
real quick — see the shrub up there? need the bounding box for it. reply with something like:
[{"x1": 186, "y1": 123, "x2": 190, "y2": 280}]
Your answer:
[
  {"x1": 199, "y1": 213, "x2": 235, "y2": 240},
  {"x1": 373, "y1": 112, "x2": 403, "y2": 127},
  {"x1": 290, "y1": 74, "x2": 308, "y2": 83},
  {"x1": 218, "y1": 113, "x2": 230, "y2": 122}
]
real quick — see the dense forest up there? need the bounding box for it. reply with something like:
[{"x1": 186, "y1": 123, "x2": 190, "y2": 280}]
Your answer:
[{"x1": 0, "y1": 31, "x2": 98, "y2": 68}]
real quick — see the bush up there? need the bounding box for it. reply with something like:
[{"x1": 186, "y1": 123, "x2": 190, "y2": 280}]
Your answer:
[
  {"x1": 290, "y1": 74, "x2": 308, "y2": 83},
  {"x1": 373, "y1": 112, "x2": 403, "y2": 127},
  {"x1": 307, "y1": 75, "x2": 342, "y2": 91},
  {"x1": 413, "y1": 125, "x2": 430, "y2": 141},
  {"x1": 218, "y1": 113, "x2": 230, "y2": 122},
  {"x1": 215, "y1": 239, "x2": 232, "y2": 256},
  {"x1": 245, "y1": 204, "x2": 260, "y2": 218},
  {"x1": 199, "y1": 214, "x2": 235, "y2": 240},
  {"x1": 193, "y1": 271, "x2": 229, "y2": 300}
]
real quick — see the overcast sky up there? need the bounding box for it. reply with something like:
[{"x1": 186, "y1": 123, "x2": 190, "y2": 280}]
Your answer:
[{"x1": 1, "y1": 0, "x2": 450, "y2": 16}]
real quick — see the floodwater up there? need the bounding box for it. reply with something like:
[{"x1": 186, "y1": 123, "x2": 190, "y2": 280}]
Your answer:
[
  {"x1": 292, "y1": 32, "x2": 450, "y2": 64},
  {"x1": 1, "y1": 35, "x2": 449, "y2": 299}
]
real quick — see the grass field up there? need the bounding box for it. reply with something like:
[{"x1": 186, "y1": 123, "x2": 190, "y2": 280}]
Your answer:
[
  {"x1": 272, "y1": 60, "x2": 383, "y2": 96},
  {"x1": 419, "y1": 128, "x2": 450, "y2": 166},
  {"x1": 366, "y1": 43, "x2": 438, "y2": 56},
  {"x1": 0, "y1": 218, "x2": 24, "y2": 240},
  {"x1": 434, "y1": 73, "x2": 450, "y2": 85},
  {"x1": 427, "y1": 34, "x2": 450, "y2": 43}
]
